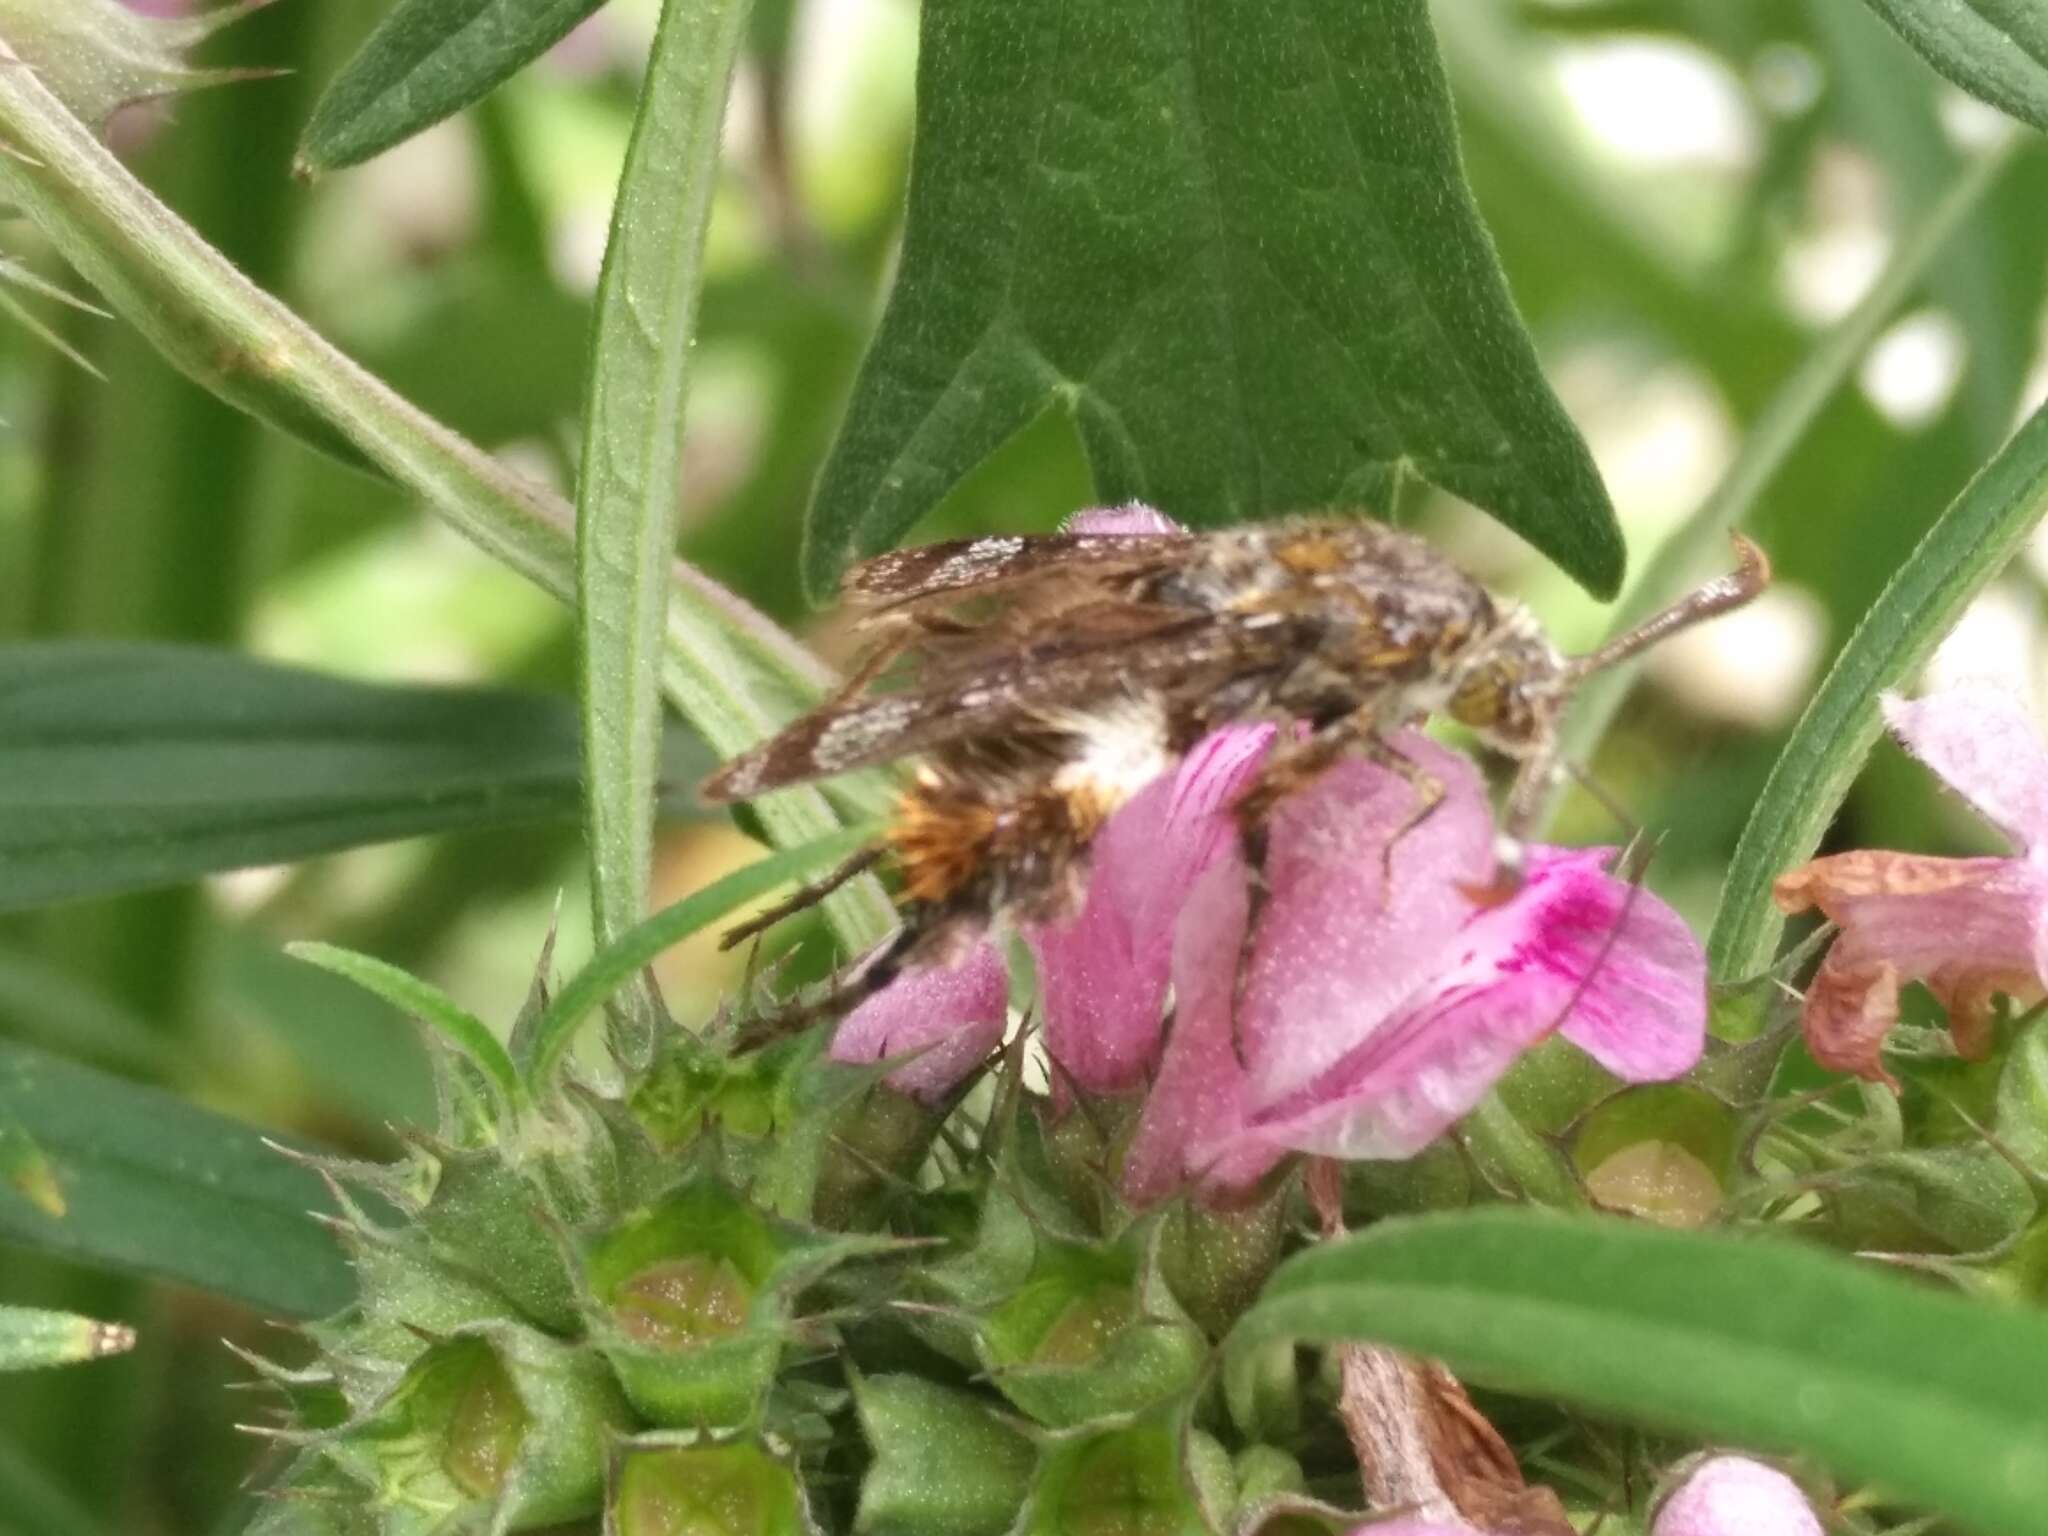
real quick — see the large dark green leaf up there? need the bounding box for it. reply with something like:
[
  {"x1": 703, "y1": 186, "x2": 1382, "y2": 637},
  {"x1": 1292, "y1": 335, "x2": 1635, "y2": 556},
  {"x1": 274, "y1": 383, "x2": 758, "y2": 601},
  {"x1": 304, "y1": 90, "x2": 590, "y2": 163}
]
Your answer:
[
  {"x1": 297, "y1": 0, "x2": 606, "y2": 174},
  {"x1": 1859, "y1": 0, "x2": 2048, "y2": 131},
  {"x1": 0, "y1": 1041, "x2": 352, "y2": 1318},
  {"x1": 1234, "y1": 1210, "x2": 2048, "y2": 1536},
  {"x1": 804, "y1": 0, "x2": 1623, "y2": 602},
  {"x1": 0, "y1": 644, "x2": 708, "y2": 911}
]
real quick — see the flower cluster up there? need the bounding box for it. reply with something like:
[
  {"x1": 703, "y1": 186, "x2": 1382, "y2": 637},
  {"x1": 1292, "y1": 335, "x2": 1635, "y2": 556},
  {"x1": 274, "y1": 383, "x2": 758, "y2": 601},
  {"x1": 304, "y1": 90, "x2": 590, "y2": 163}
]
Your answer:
[{"x1": 831, "y1": 511, "x2": 1711, "y2": 1203}]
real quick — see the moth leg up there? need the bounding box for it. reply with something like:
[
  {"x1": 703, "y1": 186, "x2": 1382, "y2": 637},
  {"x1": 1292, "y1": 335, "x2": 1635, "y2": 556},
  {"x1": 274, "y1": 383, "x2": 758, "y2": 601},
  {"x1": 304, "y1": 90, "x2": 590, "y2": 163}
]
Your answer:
[
  {"x1": 1358, "y1": 734, "x2": 1446, "y2": 888},
  {"x1": 718, "y1": 844, "x2": 887, "y2": 952}
]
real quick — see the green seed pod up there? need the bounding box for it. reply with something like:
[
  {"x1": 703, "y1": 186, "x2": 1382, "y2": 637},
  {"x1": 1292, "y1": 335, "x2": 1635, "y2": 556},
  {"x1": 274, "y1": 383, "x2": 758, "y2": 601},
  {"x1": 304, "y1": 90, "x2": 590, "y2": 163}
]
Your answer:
[
  {"x1": 850, "y1": 1374, "x2": 1036, "y2": 1536},
  {"x1": 1026, "y1": 1410, "x2": 1229, "y2": 1536},
  {"x1": 948, "y1": 1198, "x2": 1207, "y2": 1431},
  {"x1": 305, "y1": 1321, "x2": 630, "y2": 1534},
  {"x1": 609, "y1": 1429, "x2": 817, "y2": 1536},
  {"x1": 1572, "y1": 1084, "x2": 1739, "y2": 1228},
  {"x1": 577, "y1": 1172, "x2": 892, "y2": 1429}
]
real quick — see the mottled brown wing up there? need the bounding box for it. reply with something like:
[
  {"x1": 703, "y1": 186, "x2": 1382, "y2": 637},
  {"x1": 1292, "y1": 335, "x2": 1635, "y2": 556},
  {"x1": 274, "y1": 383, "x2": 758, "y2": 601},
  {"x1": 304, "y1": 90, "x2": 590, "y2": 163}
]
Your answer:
[
  {"x1": 699, "y1": 611, "x2": 1289, "y2": 804},
  {"x1": 844, "y1": 532, "x2": 1193, "y2": 611}
]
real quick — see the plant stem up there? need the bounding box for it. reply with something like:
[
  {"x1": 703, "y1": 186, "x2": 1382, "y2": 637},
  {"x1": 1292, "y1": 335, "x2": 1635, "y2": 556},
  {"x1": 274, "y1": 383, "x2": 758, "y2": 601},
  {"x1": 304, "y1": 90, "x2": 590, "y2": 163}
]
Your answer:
[{"x1": 0, "y1": 33, "x2": 895, "y2": 954}]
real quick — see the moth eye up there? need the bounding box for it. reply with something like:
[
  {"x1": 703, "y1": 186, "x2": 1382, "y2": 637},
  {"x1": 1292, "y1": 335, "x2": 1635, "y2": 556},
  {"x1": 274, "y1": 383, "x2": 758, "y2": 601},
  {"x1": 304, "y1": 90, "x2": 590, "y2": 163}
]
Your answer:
[{"x1": 1449, "y1": 673, "x2": 1502, "y2": 728}]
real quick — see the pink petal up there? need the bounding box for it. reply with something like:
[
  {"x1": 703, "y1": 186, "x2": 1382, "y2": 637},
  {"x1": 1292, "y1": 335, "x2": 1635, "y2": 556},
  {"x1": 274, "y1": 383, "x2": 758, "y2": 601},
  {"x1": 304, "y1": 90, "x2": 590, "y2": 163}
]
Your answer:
[
  {"x1": 1883, "y1": 684, "x2": 2048, "y2": 854},
  {"x1": 1653, "y1": 1457, "x2": 1822, "y2": 1536},
  {"x1": 1234, "y1": 734, "x2": 1495, "y2": 1107},
  {"x1": 1062, "y1": 503, "x2": 1185, "y2": 537},
  {"x1": 828, "y1": 943, "x2": 1008, "y2": 1101},
  {"x1": 1533, "y1": 850, "x2": 1709, "y2": 1081},
  {"x1": 1344, "y1": 1524, "x2": 1488, "y2": 1536},
  {"x1": 1121, "y1": 853, "x2": 1280, "y2": 1204},
  {"x1": 1031, "y1": 725, "x2": 1275, "y2": 1093},
  {"x1": 1775, "y1": 850, "x2": 2048, "y2": 1082},
  {"x1": 1247, "y1": 848, "x2": 1705, "y2": 1160}
]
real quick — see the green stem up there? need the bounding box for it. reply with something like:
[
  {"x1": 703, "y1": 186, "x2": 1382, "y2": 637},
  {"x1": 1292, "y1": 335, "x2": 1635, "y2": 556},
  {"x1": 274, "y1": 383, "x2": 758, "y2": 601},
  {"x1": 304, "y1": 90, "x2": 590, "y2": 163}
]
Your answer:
[
  {"x1": 580, "y1": 0, "x2": 756, "y2": 1006},
  {"x1": 0, "y1": 35, "x2": 894, "y2": 953},
  {"x1": 1551, "y1": 143, "x2": 2019, "y2": 807}
]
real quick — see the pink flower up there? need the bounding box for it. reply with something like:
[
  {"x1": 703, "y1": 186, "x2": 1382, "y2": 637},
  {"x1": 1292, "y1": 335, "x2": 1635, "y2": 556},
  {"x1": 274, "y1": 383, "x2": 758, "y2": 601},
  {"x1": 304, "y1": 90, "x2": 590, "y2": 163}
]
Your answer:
[
  {"x1": 827, "y1": 943, "x2": 1008, "y2": 1102},
  {"x1": 1653, "y1": 1456, "x2": 1823, "y2": 1536},
  {"x1": 1774, "y1": 683, "x2": 2048, "y2": 1084},
  {"x1": 825, "y1": 506, "x2": 1710, "y2": 1194},
  {"x1": 1124, "y1": 730, "x2": 1705, "y2": 1201},
  {"x1": 1346, "y1": 1523, "x2": 1488, "y2": 1536}
]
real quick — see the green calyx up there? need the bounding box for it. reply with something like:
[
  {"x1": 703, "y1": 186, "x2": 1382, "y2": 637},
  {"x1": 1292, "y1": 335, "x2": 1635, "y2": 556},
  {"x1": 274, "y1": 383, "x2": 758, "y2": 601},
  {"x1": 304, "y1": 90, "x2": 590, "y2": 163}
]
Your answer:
[
  {"x1": 610, "y1": 1430, "x2": 815, "y2": 1536},
  {"x1": 0, "y1": 0, "x2": 275, "y2": 132},
  {"x1": 579, "y1": 1172, "x2": 893, "y2": 1429}
]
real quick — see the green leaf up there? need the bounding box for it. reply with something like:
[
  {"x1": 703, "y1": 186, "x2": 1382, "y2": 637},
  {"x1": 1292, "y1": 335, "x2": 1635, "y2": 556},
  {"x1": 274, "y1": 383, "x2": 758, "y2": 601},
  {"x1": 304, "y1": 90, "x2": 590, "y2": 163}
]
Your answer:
[
  {"x1": 0, "y1": 1040, "x2": 353, "y2": 1317},
  {"x1": 1858, "y1": 0, "x2": 2048, "y2": 131},
  {"x1": 1233, "y1": 1209, "x2": 2048, "y2": 1536},
  {"x1": 284, "y1": 943, "x2": 523, "y2": 1110},
  {"x1": 0, "y1": 1306, "x2": 134, "y2": 1372},
  {"x1": 297, "y1": 0, "x2": 606, "y2": 174},
  {"x1": 804, "y1": 0, "x2": 1622, "y2": 602},
  {"x1": 0, "y1": 643, "x2": 707, "y2": 911},
  {"x1": 577, "y1": 0, "x2": 757, "y2": 1011},
  {"x1": 1708, "y1": 399, "x2": 2048, "y2": 983},
  {"x1": 527, "y1": 823, "x2": 882, "y2": 1087}
]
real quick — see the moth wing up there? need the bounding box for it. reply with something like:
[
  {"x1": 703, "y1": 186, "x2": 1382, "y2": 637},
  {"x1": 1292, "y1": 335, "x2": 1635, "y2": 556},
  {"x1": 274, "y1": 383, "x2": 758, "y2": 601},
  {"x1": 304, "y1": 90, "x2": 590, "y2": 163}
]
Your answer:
[
  {"x1": 699, "y1": 611, "x2": 1287, "y2": 804},
  {"x1": 844, "y1": 532, "x2": 1193, "y2": 611}
]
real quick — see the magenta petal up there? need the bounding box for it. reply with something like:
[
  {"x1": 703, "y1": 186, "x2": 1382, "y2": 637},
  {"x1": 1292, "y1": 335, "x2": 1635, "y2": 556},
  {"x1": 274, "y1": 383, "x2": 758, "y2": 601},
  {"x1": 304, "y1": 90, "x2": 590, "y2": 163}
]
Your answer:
[
  {"x1": 1883, "y1": 684, "x2": 2048, "y2": 853},
  {"x1": 1063, "y1": 503, "x2": 1185, "y2": 537},
  {"x1": 1235, "y1": 734, "x2": 1495, "y2": 1106},
  {"x1": 1248, "y1": 847, "x2": 1705, "y2": 1160},
  {"x1": 828, "y1": 942, "x2": 1008, "y2": 1101},
  {"x1": 1529, "y1": 849, "x2": 1709, "y2": 1081},
  {"x1": 1031, "y1": 724, "x2": 1275, "y2": 1093}
]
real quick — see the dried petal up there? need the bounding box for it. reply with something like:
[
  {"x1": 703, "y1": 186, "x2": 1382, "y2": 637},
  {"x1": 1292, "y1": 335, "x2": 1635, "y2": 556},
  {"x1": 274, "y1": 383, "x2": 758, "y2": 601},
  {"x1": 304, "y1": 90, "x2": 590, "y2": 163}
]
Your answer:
[
  {"x1": 1774, "y1": 851, "x2": 2047, "y2": 1082},
  {"x1": 829, "y1": 943, "x2": 1009, "y2": 1101}
]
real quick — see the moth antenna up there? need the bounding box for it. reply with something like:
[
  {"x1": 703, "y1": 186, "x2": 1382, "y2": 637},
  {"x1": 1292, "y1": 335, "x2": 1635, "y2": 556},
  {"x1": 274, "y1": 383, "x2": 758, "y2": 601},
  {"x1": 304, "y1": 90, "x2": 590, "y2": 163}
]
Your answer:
[{"x1": 1565, "y1": 533, "x2": 1771, "y2": 680}]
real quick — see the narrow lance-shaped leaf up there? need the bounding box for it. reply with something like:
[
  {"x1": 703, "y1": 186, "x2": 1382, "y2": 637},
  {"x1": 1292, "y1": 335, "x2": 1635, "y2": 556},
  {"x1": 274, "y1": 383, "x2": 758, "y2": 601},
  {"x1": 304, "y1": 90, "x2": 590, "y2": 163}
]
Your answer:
[
  {"x1": 0, "y1": 1041, "x2": 353, "y2": 1318},
  {"x1": 298, "y1": 0, "x2": 607, "y2": 174},
  {"x1": 1234, "y1": 1209, "x2": 2048, "y2": 1536},
  {"x1": 0, "y1": 644, "x2": 709, "y2": 911},
  {"x1": 286, "y1": 943, "x2": 524, "y2": 1111},
  {"x1": 0, "y1": 1305, "x2": 135, "y2": 1373},
  {"x1": 578, "y1": 0, "x2": 756, "y2": 1024},
  {"x1": 805, "y1": 0, "x2": 1622, "y2": 601},
  {"x1": 1858, "y1": 0, "x2": 2048, "y2": 132},
  {"x1": 1709, "y1": 399, "x2": 2048, "y2": 983}
]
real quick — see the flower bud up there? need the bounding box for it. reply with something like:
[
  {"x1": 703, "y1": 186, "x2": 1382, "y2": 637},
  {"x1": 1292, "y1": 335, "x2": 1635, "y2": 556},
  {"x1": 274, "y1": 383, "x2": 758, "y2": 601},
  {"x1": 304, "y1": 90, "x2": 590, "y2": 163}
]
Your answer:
[{"x1": 1653, "y1": 1456, "x2": 1823, "y2": 1536}]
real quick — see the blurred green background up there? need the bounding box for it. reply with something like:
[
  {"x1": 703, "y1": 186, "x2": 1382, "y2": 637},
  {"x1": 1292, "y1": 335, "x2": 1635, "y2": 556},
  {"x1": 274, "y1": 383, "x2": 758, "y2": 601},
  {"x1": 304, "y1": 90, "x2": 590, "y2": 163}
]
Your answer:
[{"x1": 0, "y1": 0, "x2": 2045, "y2": 1528}]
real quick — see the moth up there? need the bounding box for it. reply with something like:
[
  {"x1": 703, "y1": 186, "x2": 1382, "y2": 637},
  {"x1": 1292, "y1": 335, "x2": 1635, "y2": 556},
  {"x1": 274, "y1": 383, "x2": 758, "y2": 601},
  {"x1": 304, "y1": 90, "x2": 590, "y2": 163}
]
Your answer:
[{"x1": 702, "y1": 514, "x2": 1768, "y2": 1004}]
